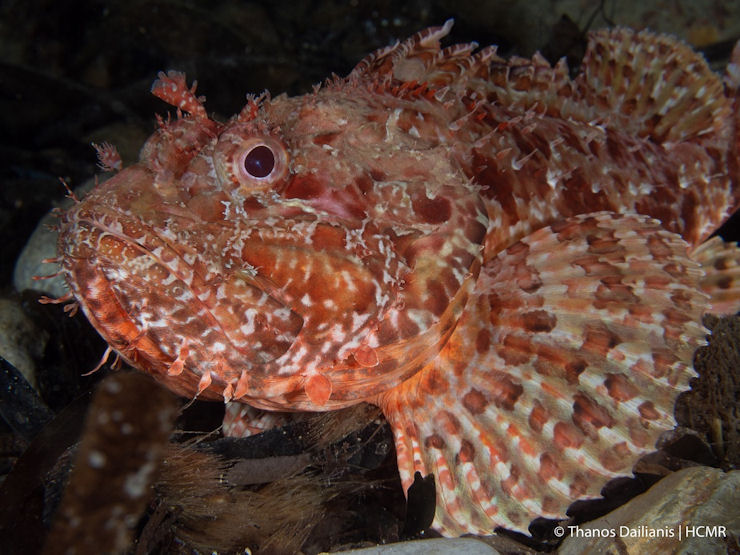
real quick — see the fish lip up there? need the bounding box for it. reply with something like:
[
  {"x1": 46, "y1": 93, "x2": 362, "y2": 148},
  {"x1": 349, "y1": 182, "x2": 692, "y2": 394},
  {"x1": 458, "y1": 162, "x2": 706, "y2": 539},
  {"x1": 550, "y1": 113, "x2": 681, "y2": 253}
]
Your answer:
[
  {"x1": 57, "y1": 201, "x2": 196, "y2": 346},
  {"x1": 57, "y1": 207, "x2": 175, "y2": 344},
  {"x1": 58, "y1": 192, "x2": 209, "y2": 287},
  {"x1": 58, "y1": 200, "x2": 308, "y2": 373}
]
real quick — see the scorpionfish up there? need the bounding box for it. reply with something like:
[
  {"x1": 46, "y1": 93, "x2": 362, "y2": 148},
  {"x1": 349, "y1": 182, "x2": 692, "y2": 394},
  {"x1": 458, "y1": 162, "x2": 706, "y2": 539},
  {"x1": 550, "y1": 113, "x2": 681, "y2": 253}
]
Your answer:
[{"x1": 57, "y1": 21, "x2": 740, "y2": 535}]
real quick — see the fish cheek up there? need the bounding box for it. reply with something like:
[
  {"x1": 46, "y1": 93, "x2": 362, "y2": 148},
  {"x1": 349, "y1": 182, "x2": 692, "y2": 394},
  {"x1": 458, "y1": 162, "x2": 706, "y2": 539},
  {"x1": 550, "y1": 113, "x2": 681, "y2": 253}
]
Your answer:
[{"x1": 207, "y1": 273, "x2": 304, "y2": 364}]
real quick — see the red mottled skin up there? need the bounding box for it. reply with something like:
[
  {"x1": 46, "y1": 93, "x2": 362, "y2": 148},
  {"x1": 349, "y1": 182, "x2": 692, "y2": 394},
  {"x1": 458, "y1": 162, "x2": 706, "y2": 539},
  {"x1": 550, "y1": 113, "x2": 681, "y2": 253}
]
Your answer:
[{"x1": 58, "y1": 22, "x2": 740, "y2": 535}]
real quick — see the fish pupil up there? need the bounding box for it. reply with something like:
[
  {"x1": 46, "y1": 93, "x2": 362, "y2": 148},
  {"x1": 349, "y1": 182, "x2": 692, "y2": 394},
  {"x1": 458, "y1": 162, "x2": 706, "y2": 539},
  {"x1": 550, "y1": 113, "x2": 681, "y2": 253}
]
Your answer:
[{"x1": 244, "y1": 145, "x2": 275, "y2": 178}]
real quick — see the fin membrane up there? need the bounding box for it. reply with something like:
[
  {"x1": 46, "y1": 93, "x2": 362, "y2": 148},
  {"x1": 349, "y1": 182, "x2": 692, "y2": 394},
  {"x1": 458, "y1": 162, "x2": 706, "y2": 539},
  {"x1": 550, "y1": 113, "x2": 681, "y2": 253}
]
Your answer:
[
  {"x1": 348, "y1": 23, "x2": 733, "y2": 148},
  {"x1": 377, "y1": 212, "x2": 707, "y2": 535},
  {"x1": 692, "y1": 235, "x2": 740, "y2": 315},
  {"x1": 576, "y1": 28, "x2": 730, "y2": 143}
]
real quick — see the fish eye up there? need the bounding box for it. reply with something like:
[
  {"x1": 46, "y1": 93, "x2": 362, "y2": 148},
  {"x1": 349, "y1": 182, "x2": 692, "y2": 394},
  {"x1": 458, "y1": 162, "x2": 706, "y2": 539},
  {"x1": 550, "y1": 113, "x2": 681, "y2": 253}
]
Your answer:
[
  {"x1": 243, "y1": 144, "x2": 275, "y2": 178},
  {"x1": 214, "y1": 130, "x2": 289, "y2": 191}
]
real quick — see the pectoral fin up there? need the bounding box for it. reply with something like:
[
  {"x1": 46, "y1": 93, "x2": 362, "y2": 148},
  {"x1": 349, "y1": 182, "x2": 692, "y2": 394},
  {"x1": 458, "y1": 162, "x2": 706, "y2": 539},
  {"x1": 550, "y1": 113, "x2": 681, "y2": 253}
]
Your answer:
[{"x1": 377, "y1": 212, "x2": 707, "y2": 535}]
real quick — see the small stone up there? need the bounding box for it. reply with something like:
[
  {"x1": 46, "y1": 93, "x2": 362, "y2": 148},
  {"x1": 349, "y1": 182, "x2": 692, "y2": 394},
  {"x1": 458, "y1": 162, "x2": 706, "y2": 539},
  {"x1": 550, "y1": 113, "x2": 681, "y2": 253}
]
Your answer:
[
  {"x1": 0, "y1": 297, "x2": 48, "y2": 388},
  {"x1": 13, "y1": 179, "x2": 96, "y2": 298},
  {"x1": 559, "y1": 466, "x2": 740, "y2": 554},
  {"x1": 13, "y1": 210, "x2": 66, "y2": 298},
  {"x1": 328, "y1": 536, "x2": 502, "y2": 554}
]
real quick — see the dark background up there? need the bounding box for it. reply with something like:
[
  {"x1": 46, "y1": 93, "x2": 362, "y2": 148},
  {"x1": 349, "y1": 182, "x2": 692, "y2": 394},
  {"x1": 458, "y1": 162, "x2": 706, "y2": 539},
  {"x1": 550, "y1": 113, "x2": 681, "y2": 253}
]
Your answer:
[
  {"x1": 1, "y1": 2, "x2": 739, "y2": 552},
  {"x1": 2, "y1": 0, "x2": 740, "y2": 293}
]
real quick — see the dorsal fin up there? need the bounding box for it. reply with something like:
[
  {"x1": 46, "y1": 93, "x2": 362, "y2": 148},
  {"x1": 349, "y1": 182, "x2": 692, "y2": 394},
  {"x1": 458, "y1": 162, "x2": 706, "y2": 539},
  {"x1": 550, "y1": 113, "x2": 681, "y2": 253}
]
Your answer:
[
  {"x1": 348, "y1": 24, "x2": 734, "y2": 149},
  {"x1": 481, "y1": 53, "x2": 575, "y2": 116},
  {"x1": 574, "y1": 28, "x2": 731, "y2": 143},
  {"x1": 348, "y1": 19, "x2": 456, "y2": 83},
  {"x1": 347, "y1": 20, "x2": 503, "y2": 94}
]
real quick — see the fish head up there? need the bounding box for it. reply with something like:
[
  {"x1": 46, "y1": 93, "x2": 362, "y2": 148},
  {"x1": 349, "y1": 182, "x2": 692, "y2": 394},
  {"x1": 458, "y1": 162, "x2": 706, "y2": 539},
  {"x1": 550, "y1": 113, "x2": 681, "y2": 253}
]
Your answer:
[{"x1": 58, "y1": 76, "x2": 487, "y2": 410}]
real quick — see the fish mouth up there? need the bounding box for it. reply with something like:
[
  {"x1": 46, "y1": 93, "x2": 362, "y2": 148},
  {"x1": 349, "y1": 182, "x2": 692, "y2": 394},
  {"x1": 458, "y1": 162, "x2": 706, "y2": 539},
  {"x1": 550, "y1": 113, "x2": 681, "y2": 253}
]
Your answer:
[
  {"x1": 57, "y1": 198, "x2": 304, "y2": 394},
  {"x1": 56, "y1": 196, "x2": 427, "y2": 408}
]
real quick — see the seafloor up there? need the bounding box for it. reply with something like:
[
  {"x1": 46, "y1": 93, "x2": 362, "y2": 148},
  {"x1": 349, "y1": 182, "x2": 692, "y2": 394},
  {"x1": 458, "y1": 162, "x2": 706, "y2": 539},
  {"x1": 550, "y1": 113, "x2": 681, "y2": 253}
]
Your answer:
[{"x1": 0, "y1": 1, "x2": 738, "y2": 553}]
